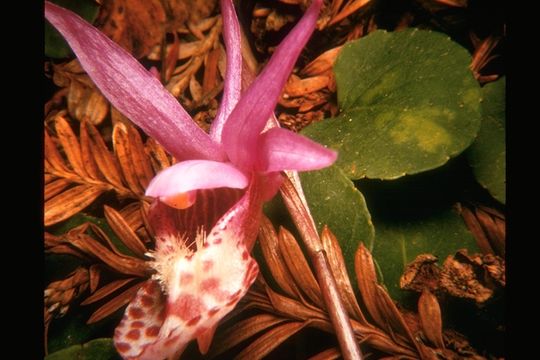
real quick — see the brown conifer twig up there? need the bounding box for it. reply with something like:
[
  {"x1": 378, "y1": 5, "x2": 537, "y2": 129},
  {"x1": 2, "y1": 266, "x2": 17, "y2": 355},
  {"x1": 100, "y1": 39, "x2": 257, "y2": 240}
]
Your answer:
[{"x1": 280, "y1": 173, "x2": 363, "y2": 360}]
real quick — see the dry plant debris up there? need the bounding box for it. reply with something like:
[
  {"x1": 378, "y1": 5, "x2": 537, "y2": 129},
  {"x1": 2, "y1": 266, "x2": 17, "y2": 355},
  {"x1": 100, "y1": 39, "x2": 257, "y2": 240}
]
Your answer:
[
  {"x1": 45, "y1": 114, "x2": 172, "y2": 226},
  {"x1": 45, "y1": 203, "x2": 152, "y2": 329},
  {"x1": 401, "y1": 250, "x2": 505, "y2": 305},
  {"x1": 208, "y1": 218, "x2": 485, "y2": 359},
  {"x1": 459, "y1": 203, "x2": 506, "y2": 257}
]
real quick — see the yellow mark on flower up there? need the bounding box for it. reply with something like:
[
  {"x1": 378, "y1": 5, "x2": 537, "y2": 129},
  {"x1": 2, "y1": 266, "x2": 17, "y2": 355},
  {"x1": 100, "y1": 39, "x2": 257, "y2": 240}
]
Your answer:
[{"x1": 162, "y1": 191, "x2": 196, "y2": 209}]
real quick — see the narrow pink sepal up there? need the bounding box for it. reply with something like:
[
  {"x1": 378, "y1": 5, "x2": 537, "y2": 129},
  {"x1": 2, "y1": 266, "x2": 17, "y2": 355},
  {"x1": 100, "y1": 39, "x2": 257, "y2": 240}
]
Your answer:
[
  {"x1": 145, "y1": 160, "x2": 249, "y2": 199},
  {"x1": 44, "y1": 1, "x2": 224, "y2": 161},
  {"x1": 256, "y1": 127, "x2": 337, "y2": 173},
  {"x1": 210, "y1": 0, "x2": 242, "y2": 142},
  {"x1": 221, "y1": 0, "x2": 322, "y2": 169}
]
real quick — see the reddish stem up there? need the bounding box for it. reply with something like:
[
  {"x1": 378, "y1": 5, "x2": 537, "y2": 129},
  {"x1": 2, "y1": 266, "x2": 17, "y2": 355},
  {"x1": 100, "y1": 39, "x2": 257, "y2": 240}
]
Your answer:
[{"x1": 280, "y1": 174, "x2": 363, "y2": 360}]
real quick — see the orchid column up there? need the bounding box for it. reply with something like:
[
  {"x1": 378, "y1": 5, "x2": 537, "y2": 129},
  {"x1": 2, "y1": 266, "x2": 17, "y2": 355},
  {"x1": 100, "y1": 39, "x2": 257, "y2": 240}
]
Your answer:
[{"x1": 45, "y1": 0, "x2": 337, "y2": 359}]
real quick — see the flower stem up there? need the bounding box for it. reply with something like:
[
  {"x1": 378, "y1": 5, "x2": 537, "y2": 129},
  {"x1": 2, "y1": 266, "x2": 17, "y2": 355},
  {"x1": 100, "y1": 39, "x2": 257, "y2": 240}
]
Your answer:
[
  {"x1": 280, "y1": 173, "x2": 363, "y2": 360},
  {"x1": 236, "y1": 19, "x2": 361, "y2": 358}
]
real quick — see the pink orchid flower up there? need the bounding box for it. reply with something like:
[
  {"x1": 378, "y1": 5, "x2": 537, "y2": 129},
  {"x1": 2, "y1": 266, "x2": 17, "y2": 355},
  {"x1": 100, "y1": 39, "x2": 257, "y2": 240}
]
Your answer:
[{"x1": 45, "y1": 0, "x2": 335, "y2": 358}]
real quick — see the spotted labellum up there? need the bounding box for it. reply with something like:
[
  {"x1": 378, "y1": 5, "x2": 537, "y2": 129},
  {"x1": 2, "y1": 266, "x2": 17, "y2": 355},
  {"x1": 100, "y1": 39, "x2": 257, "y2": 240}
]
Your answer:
[{"x1": 45, "y1": 0, "x2": 335, "y2": 358}]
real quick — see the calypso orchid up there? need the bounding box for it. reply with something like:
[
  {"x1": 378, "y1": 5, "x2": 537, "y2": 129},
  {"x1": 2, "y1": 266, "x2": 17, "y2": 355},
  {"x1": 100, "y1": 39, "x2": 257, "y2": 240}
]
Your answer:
[{"x1": 45, "y1": 0, "x2": 335, "y2": 358}]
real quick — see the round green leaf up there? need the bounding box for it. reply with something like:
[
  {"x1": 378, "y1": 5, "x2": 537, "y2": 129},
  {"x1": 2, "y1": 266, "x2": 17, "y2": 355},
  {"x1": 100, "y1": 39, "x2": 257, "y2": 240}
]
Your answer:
[
  {"x1": 303, "y1": 29, "x2": 482, "y2": 180},
  {"x1": 46, "y1": 338, "x2": 120, "y2": 360},
  {"x1": 372, "y1": 207, "x2": 479, "y2": 304},
  {"x1": 467, "y1": 77, "x2": 506, "y2": 203},
  {"x1": 300, "y1": 165, "x2": 375, "y2": 282},
  {"x1": 45, "y1": 0, "x2": 100, "y2": 58}
]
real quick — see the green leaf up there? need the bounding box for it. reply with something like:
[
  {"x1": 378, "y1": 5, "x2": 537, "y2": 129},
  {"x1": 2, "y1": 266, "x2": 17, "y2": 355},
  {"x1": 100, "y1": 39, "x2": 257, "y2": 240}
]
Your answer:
[
  {"x1": 300, "y1": 165, "x2": 375, "y2": 282},
  {"x1": 46, "y1": 338, "x2": 120, "y2": 360},
  {"x1": 372, "y1": 207, "x2": 478, "y2": 304},
  {"x1": 467, "y1": 77, "x2": 506, "y2": 203},
  {"x1": 45, "y1": 0, "x2": 100, "y2": 58},
  {"x1": 303, "y1": 29, "x2": 482, "y2": 180},
  {"x1": 48, "y1": 308, "x2": 123, "y2": 354},
  {"x1": 362, "y1": 159, "x2": 481, "y2": 304}
]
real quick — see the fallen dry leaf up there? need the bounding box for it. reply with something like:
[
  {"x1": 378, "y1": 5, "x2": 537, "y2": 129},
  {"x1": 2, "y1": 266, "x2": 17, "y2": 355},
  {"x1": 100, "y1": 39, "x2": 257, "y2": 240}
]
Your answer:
[
  {"x1": 302, "y1": 47, "x2": 342, "y2": 76},
  {"x1": 86, "y1": 281, "x2": 144, "y2": 323},
  {"x1": 234, "y1": 321, "x2": 308, "y2": 360},
  {"x1": 118, "y1": 201, "x2": 147, "y2": 232},
  {"x1": 184, "y1": 0, "x2": 218, "y2": 24},
  {"x1": 54, "y1": 114, "x2": 88, "y2": 178},
  {"x1": 308, "y1": 347, "x2": 341, "y2": 360},
  {"x1": 418, "y1": 290, "x2": 445, "y2": 349},
  {"x1": 44, "y1": 178, "x2": 72, "y2": 201},
  {"x1": 97, "y1": 0, "x2": 166, "y2": 58},
  {"x1": 67, "y1": 80, "x2": 109, "y2": 125},
  {"x1": 104, "y1": 205, "x2": 147, "y2": 257},
  {"x1": 45, "y1": 267, "x2": 90, "y2": 319},
  {"x1": 112, "y1": 123, "x2": 146, "y2": 195},
  {"x1": 145, "y1": 137, "x2": 173, "y2": 173},
  {"x1": 81, "y1": 277, "x2": 138, "y2": 306},
  {"x1": 354, "y1": 243, "x2": 388, "y2": 330},
  {"x1": 321, "y1": 226, "x2": 366, "y2": 322},
  {"x1": 44, "y1": 185, "x2": 105, "y2": 226},
  {"x1": 434, "y1": 0, "x2": 468, "y2": 8},
  {"x1": 400, "y1": 250, "x2": 505, "y2": 305},
  {"x1": 400, "y1": 254, "x2": 440, "y2": 293},
  {"x1": 327, "y1": 0, "x2": 372, "y2": 27},
  {"x1": 284, "y1": 74, "x2": 330, "y2": 97},
  {"x1": 82, "y1": 121, "x2": 126, "y2": 191},
  {"x1": 209, "y1": 314, "x2": 289, "y2": 357},
  {"x1": 89, "y1": 264, "x2": 102, "y2": 293},
  {"x1": 258, "y1": 216, "x2": 300, "y2": 299},
  {"x1": 278, "y1": 227, "x2": 324, "y2": 309},
  {"x1": 440, "y1": 250, "x2": 505, "y2": 304},
  {"x1": 79, "y1": 121, "x2": 105, "y2": 181}
]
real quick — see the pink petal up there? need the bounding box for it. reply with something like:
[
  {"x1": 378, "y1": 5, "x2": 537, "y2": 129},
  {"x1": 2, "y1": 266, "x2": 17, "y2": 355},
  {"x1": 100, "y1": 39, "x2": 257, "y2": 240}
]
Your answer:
[
  {"x1": 256, "y1": 127, "x2": 337, "y2": 172},
  {"x1": 45, "y1": 2, "x2": 224, "y2": 161},
  {"x1": 209, "y1": 0, "x2": 242, "y2": 142},
  {"x1": 221, "y1": 0, "x2": 322, "y2": 169},
  {"x1": 145, "y1": 160, "x2": 249, "y2": 200}
]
